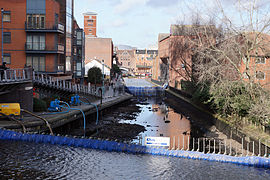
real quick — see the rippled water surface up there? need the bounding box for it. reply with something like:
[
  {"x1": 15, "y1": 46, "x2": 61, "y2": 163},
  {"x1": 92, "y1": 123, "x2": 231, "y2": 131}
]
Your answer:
[{"x1": 0, "y1": 140, "x2": 269, "y2": 179}]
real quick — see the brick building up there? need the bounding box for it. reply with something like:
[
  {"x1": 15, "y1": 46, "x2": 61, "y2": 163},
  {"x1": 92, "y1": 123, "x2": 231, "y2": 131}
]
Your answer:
[
  {"x1": 0, "y1": 0, "x2": 74, "y2": 79},
  {"x1": 158, "y1": 25, "x2": 216, "y2": 89},
  {"x1": 83, "y1": 12, "x2": 97, "y2": 37},
  {"x1": 85, "y1": 37, "x2": 113, "y2": 70},
  {"x1": 135, "y1": 49, "x2": 158, "y2": 77},
  {"x1": 73, "y1": 19, "x2": 85, "y2": 83},
  {"x1": 239, "y1": 33, "x2": 270, "y2": 90},
  {"x1": 116, "y1": 49, "x2": 136, "y2": 74}
]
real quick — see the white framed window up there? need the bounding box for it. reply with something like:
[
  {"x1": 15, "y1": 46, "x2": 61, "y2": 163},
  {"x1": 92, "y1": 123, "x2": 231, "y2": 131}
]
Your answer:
[
  {"x1": 255, "y1": 57, "x2": 266, "y2": 64},
  {"x1": 3, "y1": 53, "x2": 11, "y2": 64},
  {"x1": 3, "y1": 11, "x2": 11, "y2": 22}
]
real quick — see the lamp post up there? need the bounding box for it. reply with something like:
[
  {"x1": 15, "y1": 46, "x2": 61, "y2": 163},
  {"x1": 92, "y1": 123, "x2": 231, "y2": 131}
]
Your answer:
[
  {"x1": 102, "y1": 59, "x2": 104, "y2": 95},
  {"x1": 1, "y1": 8, "x2": 4, "y2": 64}
]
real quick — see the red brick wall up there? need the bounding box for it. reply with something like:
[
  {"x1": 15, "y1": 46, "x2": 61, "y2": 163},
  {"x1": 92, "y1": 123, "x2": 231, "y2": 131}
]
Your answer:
[
  {"x1": 0, "y1": 0, "x2": 26, "y2": 69},
  {"x1": 84, "y1": 14, "x2": 97, "y2": 37},
  {"x1": 0, "y1": 0, "x2": 61, "y2": 72}
]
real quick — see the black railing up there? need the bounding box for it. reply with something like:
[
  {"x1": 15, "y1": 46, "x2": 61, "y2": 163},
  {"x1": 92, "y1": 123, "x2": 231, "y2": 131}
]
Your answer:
[
  {"x1": 25, "y1": 43, "x2": 64, "y2": 53},
  {"x1": 25, "y1": 21, "x2": 65, "y2": 33}
]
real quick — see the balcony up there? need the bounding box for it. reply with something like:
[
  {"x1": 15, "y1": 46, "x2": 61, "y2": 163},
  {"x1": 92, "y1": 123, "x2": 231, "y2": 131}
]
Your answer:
[
  {"x1": 25, "y1": 43, "x2": 64, "y2": 54},
  {"x1": 25, "y1": 21, "x2": 65, "y2": 34}
]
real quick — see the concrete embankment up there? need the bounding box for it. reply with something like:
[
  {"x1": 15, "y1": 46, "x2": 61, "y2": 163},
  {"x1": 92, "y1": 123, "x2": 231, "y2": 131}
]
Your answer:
[{"x1": 0, "y1": 93, "x2": 133, "y2": 132}]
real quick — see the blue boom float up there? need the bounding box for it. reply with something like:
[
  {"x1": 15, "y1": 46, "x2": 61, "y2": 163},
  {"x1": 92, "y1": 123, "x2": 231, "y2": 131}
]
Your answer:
[{"x1": 0, "y1": 128, "x2": 269, "y2": 169}]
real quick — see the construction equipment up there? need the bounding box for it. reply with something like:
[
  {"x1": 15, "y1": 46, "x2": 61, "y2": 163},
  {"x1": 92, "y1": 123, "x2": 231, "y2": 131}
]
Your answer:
[
  {"x1": 0, "y1": 103, "x2": 21, "y2": 116},
  {"x1": 48, "y1": 99, "x2": 61, "y2": 112}
]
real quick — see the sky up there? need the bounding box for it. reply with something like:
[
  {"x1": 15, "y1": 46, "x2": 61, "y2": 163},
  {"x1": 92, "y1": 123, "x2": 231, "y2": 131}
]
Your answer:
[{"x1": 74, "y1": 0, "x2": 270, "y2": 49}]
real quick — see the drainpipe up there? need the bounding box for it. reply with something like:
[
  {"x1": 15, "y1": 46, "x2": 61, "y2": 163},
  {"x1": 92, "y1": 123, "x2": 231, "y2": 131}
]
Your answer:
[{"x1": 1, "y1": 8, "x2": 4, "y2": 64}]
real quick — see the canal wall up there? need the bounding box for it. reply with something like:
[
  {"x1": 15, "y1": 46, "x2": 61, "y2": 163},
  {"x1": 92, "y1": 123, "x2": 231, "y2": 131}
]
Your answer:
[
  {"x1": 0, "y1": 128, "x2": 269, "y2": 169},
  {"x1": 165, "y1": 89, "x2": 270, "y2": 156}
]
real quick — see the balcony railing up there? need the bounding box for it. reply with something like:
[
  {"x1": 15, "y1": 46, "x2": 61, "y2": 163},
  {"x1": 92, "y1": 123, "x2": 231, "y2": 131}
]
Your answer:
[
  {"x1": 25, "y1": 21, "x2": 65, "y2": 33},
  {"x1": 0, "y1": 68, "x2": 32, "y2": 83},
  {"x1": 25, "y1": 43, "x2": 64, "y2": 54}
]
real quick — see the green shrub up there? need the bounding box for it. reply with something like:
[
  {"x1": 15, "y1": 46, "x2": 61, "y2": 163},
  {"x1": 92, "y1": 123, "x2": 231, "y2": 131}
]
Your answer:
[{"x1": 33, "y1": 98, "x2": 47, "y2": 112}]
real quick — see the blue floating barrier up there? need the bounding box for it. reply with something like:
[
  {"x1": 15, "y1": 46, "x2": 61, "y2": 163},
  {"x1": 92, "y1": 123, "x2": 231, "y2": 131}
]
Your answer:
[{"x1": 0, "y1": 128, "x2": 270, "y2": 169}]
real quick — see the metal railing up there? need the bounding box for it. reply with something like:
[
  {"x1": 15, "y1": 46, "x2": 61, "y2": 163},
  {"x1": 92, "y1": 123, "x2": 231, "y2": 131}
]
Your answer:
[
  {"x1": 137, "y1": 135, "x2": 270, "y2": 157},
  {"x1": 33, "y1": 72, "x2": 126, "y2": 98},
  {"x1": 25, "y1": 43, "x2": 64, "y2": 53},
  {"x1": 25, "y1": 21, "x2": 65, "y2": 33},
  {"x1": 0, "y1": 68, "x2": 32, "y2": 82}
]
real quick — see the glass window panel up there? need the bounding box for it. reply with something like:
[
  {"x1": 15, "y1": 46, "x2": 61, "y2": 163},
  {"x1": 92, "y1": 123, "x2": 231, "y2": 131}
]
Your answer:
[
  {"x1": 77, "y1": 32, "x2": 82, "y2": 39},
  {"x1": 39, "y1": 57, "x2": 45, "y2": 71},
  {"x1": 77, "y1": 63, "x2": 81, "y2": 70},
  {"x1": 27, "y1": 15, "x2": 32, "y2": 28},
  {"x1": 33, "y1": 35, "x2": 39, "y2": 50},
  {"x1": 40, "y1": 16, "x2": 45, "y2": 28},
  {"x1": 26, "y1": 56, "x2": 32, "y2": 66},
  {"x1": 26, "y1": 35, "x2": 32, "y2": 49},
  {"x1": 3, "y1": 13, "x2": 11, "y2": 22},
  {"x1": 33, "y1": 57, "x2": 39, "y2": 71},
  {"x1": 66, "y1": 57, "x2": 71, "y2": 71},
  {"x1": 3, "y1": 32, "x2": 11, "y2": 43},
  {"x1": 77, "y1": 71, "x2": 81, "y2": 76},
  {"x1": 3, "y1": 54, "x2": 11, "y2": 64},
  {"x1": 40, "y1": 35, "x2": 45, "y2": 50}
]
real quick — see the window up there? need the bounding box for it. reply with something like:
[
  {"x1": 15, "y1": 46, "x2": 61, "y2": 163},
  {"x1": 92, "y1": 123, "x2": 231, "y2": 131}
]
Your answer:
[
  {"x1": 77, "y1": 31, "x2": 82, "y2": 45},
  {"x1": 3, "y1": 32, "x2": 11, "y2": 43},
  {"x1": 89, "y1": 29, "x2": 92, "y2": 32},
  {"x1": 3, "y1": 53, "x2": 11, "y2": 64},
  {"x1": 26, "y1": 34, "x2": 45, "y2": 50},
  {"x1": 255, "y1": 57, "x2": 266, "y2": 64},
  {"x1": 3, "y1": 11, "x2": 11, "y2": 22},
  {"x1": 128, "y1": 62, "x2": 130, "y2": 66},
  {"x1": 26, "y1": 56, "x2": 45, "y2": 71},
  {"x1": 87, "y1": 19, "x2": 94, "y2": 22},
  {"x1": 26, "y1": 15, "x2": 45, "y2": 29},
  {"x1": 256, "y1": 71, "x2": 265, "y2": 80},
  {"x1": 66, "y1": 57, "x2": 71, "y2": 71}
]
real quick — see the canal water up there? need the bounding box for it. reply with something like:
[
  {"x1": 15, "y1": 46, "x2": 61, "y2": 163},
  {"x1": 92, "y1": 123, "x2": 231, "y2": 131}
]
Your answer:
[{"x1": 0, "y1": 97, "x2": 270, "y2": 179}]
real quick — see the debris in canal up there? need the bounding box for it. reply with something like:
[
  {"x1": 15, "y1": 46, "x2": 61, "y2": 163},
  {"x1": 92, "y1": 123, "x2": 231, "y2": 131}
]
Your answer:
[{"x1": 92, "y1": 123, "x2": 146, "y2": 141}]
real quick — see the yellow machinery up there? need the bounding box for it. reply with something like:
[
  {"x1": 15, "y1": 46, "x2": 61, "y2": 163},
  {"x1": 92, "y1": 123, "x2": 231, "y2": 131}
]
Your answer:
[{"x1": 0, "y1": 103, "x2": 21, "y2": 116}]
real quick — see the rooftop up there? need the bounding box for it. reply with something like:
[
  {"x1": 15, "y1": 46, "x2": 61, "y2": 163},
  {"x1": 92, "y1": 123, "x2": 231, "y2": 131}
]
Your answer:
[{"x1": 83, "y1": 12, "x2": 97, "y2": 16}]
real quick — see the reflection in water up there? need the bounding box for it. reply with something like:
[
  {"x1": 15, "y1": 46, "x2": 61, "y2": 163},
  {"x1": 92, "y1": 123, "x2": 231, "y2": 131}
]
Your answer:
[{"x1": 119, "y1": 98, "x2": 190, "y2": 149}]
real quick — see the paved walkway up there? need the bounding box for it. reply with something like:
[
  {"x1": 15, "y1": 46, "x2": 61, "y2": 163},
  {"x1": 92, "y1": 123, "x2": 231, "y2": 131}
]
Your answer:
[{"x1": 124, "y1": 78, "x2": 155, "y2": 87}]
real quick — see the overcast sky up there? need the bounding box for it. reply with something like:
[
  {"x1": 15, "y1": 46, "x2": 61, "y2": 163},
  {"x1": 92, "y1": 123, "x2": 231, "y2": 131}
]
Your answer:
[{"x1": 74, "y1": 0, "x2": 269, "y2": 49}]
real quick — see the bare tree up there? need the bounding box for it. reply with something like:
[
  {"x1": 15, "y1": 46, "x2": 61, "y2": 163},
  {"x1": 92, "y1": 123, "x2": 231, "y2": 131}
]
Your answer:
[{"x1": 168, "y1": 0, "x2": 270, "y2": 126}]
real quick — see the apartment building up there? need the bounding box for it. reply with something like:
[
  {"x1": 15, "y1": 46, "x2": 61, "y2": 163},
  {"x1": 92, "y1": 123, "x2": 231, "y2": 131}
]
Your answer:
[
  {"x1": 116, "y1": 49, "x2": 136, "y2": 74},
  {"x1": 135, "y1": 49, "x2": 158, "y2": 77},
  {"x1": 0, "y1": 0, "x2": 74, "y2": 78},
  {"x1": 158, "y1": 25, "x2": 216, "y2": 89},
  {"x1": 73, "y1": 19, "x2": 85, "y2": 83}
]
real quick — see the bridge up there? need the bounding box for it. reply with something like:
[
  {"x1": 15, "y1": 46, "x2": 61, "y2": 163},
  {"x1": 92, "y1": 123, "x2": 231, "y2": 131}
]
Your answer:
[{"x1": 0, "y1": 68, "x2": 125, "y2": 111}]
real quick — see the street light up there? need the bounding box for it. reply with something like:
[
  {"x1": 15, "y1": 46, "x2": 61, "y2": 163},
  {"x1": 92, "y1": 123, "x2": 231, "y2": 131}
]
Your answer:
[
  {"x1": 102, "y1": 59, "x2": 104, "y2": 95},
  {"x1": 1, "y1": 8, "x2": 4, "y2": 64}
]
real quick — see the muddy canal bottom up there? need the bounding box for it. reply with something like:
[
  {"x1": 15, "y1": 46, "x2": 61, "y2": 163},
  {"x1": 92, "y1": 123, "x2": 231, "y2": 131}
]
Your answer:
[{"x1": 94, "y1": 97, "x2": 191, "y2": 147}]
